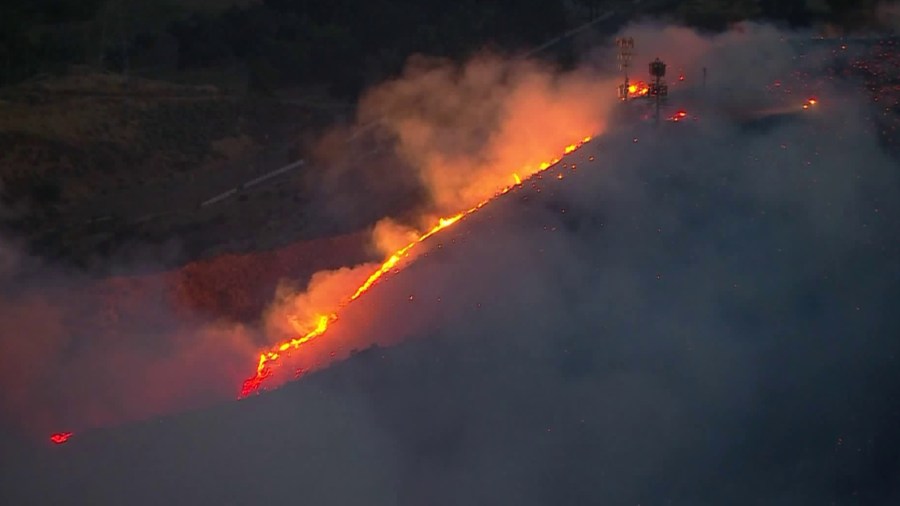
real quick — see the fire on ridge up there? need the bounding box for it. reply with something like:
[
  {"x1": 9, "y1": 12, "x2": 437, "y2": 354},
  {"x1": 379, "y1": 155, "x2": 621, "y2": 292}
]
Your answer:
[
  {"x1": 239, "y1": 136, "x2": 593, "y2": 398},
  {"x1": 46, "y1": 136, "x2": 594, "y2": 443}
]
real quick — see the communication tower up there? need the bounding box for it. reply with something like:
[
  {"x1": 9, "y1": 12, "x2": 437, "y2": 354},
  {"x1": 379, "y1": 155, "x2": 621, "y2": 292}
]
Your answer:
[
  {"x1": 616, "y1": 37, "x2": 634, "y2": 101},
  {"x1": 648, "y1": 57, "x2": 668, "y2": 123}
]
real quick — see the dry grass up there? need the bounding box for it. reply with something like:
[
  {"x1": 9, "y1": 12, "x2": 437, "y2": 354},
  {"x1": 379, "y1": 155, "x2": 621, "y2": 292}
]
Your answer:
[
  {"x1": 0, "y1": 73, "x2": 225, "y2": 146},
  {"x1": 0, "y1": 71, "x2": 325, "y2": 267}
]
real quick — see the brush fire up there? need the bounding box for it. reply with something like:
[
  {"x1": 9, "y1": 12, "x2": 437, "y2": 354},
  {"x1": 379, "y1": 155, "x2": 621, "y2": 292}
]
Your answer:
[
  {"x1": 45, "y1": 135, "x2": 595, "y2": 444},
  {"x1": 239, "y1": 136, "x2": 593, "y2": 398},
  {"x1": 33, "y1": 26, "x2": 852, "y2": 447},
  {"x1": 22, "y1": 47, "x2": 618, "y2": 444},
  {"x1": 627, "y1": 81, "x2": 651, "y2": 98}
]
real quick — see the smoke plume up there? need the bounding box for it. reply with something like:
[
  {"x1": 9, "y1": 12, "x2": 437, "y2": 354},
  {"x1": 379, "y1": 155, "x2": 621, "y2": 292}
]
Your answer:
[
  {"x1": 357, "y1": 53, "x2": 618, "y2": 214},
  {"x1": 0, "y1": 247, "x2": 261, "y2": 434},
  {"x1": 0, "y1": 47, "x2": 622, "y2": 434},
  {"x1": 254, "y1": 52, "x2": 622, "y2": 387},
  {"x1": 2, "y1": 24, "x2": 898, "y2": 488},
  {"x1": 2, "y1": 19, "x2": 899, "y2": 506}
]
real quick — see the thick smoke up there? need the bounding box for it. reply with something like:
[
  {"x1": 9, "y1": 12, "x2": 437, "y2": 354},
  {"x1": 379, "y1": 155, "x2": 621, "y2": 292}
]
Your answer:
[
  {"x1": 259, "y1": 53, "x2": 621, "y2": 378},
  {"x1": 356, "y1": 53, "x2": 618, "y2": 214},
  {"x1": 0, "y1": 244, "x2": 261, "y2": 435},
  {"x1": 236, "y1": 22, "x2": 900, "y2": 505},
  {"x1": 2, "y1": 19, "x2": 899, "y2": 506},
  {"x1": 0, "y1": 45, "x2": 621, "y2": 434},
  {"x1": 257, "y1": 23, "x2": 825, "y2": 386},
  {"x1": 2, "y1": 31, "x2": 899, "y2": 506}
]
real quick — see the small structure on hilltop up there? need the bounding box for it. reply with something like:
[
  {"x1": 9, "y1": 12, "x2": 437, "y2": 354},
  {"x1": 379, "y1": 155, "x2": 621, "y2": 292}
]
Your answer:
[
  {"x1": 648, "y1": 57, "x2": 669, "y2": 123},
  {"x1": 615, "y1": 37, "x2": 635, "y2": 101},
  {"x1": 615, "y1": 38, "x2": 684, "y2": 124}
]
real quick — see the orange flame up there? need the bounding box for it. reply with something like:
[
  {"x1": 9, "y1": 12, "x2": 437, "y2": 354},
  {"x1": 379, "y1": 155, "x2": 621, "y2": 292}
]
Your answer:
[
  {"x1": 239, "y1": 136, "x2": 593, "y2": 397},
  {"x1": 627, "y1": 81, "x2": 651, "y2": 98}
]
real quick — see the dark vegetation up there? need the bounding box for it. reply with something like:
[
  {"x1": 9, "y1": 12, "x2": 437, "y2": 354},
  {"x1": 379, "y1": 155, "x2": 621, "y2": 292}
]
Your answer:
[
  {"x1": 1, "y1": 0, "x2": 572, "y2": 96},
  {"x1": 0, "y1": 80, "x2": 328, "y2": 270},
  {"x1": 3, "y1": 0, "x2": 891, "y2": 95},
  {"x1": 676, "y1": 0, "x2": 891, "y2": 31}
]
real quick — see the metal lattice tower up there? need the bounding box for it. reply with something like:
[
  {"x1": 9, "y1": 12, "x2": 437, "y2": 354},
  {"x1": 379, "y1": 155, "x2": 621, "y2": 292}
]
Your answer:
[{"x1": 616, "y1": 37, "x2": 634, "y2": 101}]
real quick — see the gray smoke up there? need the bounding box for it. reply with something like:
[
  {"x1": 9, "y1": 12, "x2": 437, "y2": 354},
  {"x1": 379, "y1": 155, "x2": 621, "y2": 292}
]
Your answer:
[
  {"x1": 236, "y1": 22, "x2": 900, "y2": 505},
  {"x1": 2, "y1": 21, "x2": 899, "y2": 506}
]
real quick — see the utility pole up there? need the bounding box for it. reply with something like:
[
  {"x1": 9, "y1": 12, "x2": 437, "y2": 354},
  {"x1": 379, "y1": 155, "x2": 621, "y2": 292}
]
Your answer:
[{"x1": 649, "y1": 57, "x2": 668, "y2": 124}]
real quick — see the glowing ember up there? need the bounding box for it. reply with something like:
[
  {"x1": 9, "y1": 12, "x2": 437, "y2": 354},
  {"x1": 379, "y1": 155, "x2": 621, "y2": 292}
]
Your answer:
[
  {"x1": 627, "y1": 81, "x2": 651, "y2": 98},
  {"x1": 50, "y1": 432, "x2": 72, "y2": 444},
  {"x1": 803, "y1": 97, "x2": 818, "y2": 109},
  {"x1": 668, "y1": 109, "x2": 689, "y2": 122},
  {"x1": 240, "y1": 136, "x2": 594, "y2": 397}
]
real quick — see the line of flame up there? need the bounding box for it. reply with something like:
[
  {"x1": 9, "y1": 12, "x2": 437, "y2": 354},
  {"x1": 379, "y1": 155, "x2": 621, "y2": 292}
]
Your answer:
[{"x1": 239, "y1": 136, "x2": 592, "y2": 397}]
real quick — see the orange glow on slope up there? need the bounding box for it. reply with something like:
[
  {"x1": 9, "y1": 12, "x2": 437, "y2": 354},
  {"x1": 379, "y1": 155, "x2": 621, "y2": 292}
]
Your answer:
[
  {"x1": 50, "y1": 432, "x2": 72, "y2": 444},
  {"x1": 240, "y1": 136, "x2": 593, "y2": 397}
]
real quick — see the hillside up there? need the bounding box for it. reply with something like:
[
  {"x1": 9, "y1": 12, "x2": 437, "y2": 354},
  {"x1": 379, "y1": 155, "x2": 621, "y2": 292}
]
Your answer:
[{"x1": 0, "y1": 71, "x2": 349, "y2": 270}]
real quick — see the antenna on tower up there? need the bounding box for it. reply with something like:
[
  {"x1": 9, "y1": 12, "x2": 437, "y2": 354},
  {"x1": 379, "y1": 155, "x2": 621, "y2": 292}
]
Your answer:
[{"x1": 616, "y1": 37, "x2": 634, "y2": 101}]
